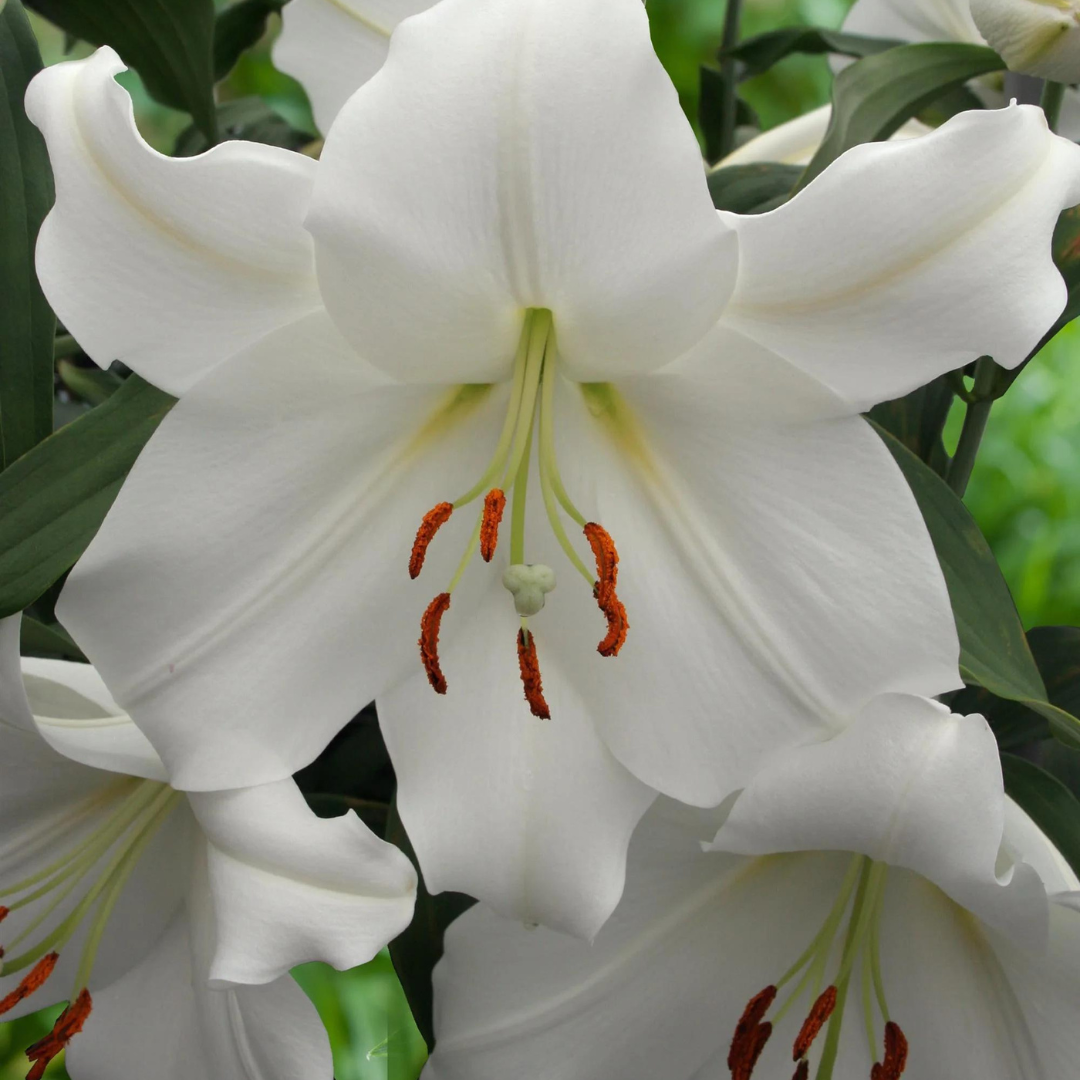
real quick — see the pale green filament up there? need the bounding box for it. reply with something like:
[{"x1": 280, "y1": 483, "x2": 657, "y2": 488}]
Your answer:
[
  {"x1": 1, "y1": 784, "x2": 177, "y2": 977},
  {"x1": 499, "y1": 311, "x2": 550, "y2": 493}
]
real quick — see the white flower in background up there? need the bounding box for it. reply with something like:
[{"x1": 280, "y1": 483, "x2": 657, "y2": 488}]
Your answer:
[
  {"x1": 273, "y1": 0, "x2": 438, "y2": 134},
  {"x1": 843, "y1": 0, "x2": 1080, "y2": 130},
  {"x1": 427, "y1": 695, "x2": 1080, "y2": 1080},
  {"x1": 0, "y1": 617, "x2": 416, "y2": 1079},
  {"x1": 716, "y1": 105, "x2": 930, "y2": 167},
  {"x1": 969, "y1": 0, "x2": 1080, "y2": 81},
  {"x1": 28, "y1": 0, "x2": 1080, "y2": 937}
]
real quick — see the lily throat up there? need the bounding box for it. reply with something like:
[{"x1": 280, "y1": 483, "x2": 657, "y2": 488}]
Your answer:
[
  {"x1": 409, "y1": 308, "x2": 628, "y2": 718},
  {"x1": 729, "y1": 855, "x2": 908, "y2": 1080},
  {"x1": 0, "y1": 776, "x2": 181, "y2": 1078}
]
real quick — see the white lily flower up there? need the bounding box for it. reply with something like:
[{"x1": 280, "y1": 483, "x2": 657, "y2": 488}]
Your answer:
[
  {"x1": 843, "y1": 0, "x2": 1080, "y2": 133},
  {"x1": 427, "y1": 694, "x2": 1080, "y2": 1080},
  {"x1": 273, "y1": 0, "x2": 438, "y2": 135},
  {"x1": 0, "y1": 616, "x2": 416, "y2": 1078},
  {"x1": 29, "y1": 0, "x2": 1080, "y2": 937}
]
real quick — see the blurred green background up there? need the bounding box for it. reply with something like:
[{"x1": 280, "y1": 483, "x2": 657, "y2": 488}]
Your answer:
[{"x1": 5, "y1": 0, "x2": 1079, "y2": 1076}]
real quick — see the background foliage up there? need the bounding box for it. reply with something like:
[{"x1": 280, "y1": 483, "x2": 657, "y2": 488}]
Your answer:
[{"x1": 4, "y1": 0, "x2": 1080, "y2": 1076}]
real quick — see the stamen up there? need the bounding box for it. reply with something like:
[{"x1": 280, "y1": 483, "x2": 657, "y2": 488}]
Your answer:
[
  {"x1": 728, "y1": 985, "x2": 777, "y2": 1077},
  {"x1": 584, "y1": 522, "x2": 629, "y2": 656},
  {"x1": 870, "y1": 1021, "x2": 908, "y2": 1080},
  {"x1": 480, "y1": 489, "x2": 506, "y2": 562},
  {"x1": 516, "y1": 628, "x2": 550, "y2": 720},
  {"x1": 792, "y1": 1063, "x2": 809, "y2": 1080},
  {"x1": 409, "y1": 503, "x2": 454, "y2": 579},
  {"x1": 793, "y1": 985, "x2": 838, "y2": 1060},
  {"x1": 419, "y1": 593, "x2": 451, "y2": 694},
  {"x1": 0, "y1": 906, "x2": 7, "y2": 923},
  {"x1": 25, "y1": 987, "x2": 92, "y2": 1080},
  {"x1": 0, "y1": 953, "x2": 58, "y2": 1016},
  {"x1": 733, "y1": 1021, "x2": 772, "y2": 1080}
]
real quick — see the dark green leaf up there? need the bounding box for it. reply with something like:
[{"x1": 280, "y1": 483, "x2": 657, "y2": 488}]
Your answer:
[
  {"x1": 386, "y1": 804, "x2": 474, "y2": 1051},
  {"x1": 1002, "y1": 753, "x2": 1080, "y2": 877},
  {"x1": 20, "y1": 615, "x2": 85, "y2": 660},
  {"x1": 707, "y1": 162, "x2": 802, "y2": 214},
  {"x1": 797, "y1": 43, "x2": 1004, "y2": 190},
  {"x1": 26, "y1": 0, "x2": 218, "y2": 139},
  {"x1": 0, "y1": 374, "x2": 175, "y2": 617},
  {"x1": 866, "y1": 374, "x2": 954, "y2": 475},
  {"x1": 874, "y1": 423, "x2": 1080, "y2": 747},
  {"x1": 699, "y1": 65, "x2": 759, "y2": 164},
  {"x1": 303, "y1": 793, "x2": 390, "y2": 834},
  {"x1": 57, "y1": 359, "x2": 124, "y2": 405},
  {"x1": 213, "y1": 0, "x2": 286, "y2": 82},
  {"x1": 174, "y1": 96, "x2": 310, "y2": 157},
  {"x1": 0, "y1": 0, "x2": 55, "y2": 468},
  {"x1": 294, "y1": 704, "x2": 396, "y2": 808},
  {"x1": 719, "y1": 26, "x2": 902, "y2": 79},
  {"x1": 915, "y1": 82, "x2": 985, "y2": 126}
]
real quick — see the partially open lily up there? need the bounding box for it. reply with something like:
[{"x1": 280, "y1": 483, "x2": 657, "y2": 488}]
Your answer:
[
  {"x1": 0, "y1": 617, "x2": 416, "y2": 1079},
  {"x1": 426, "y1": 695, "x2": 1080, "y2": 1080},
  {"x1": 31, "y1": 0, "x2": 1080, "y2": 935}
]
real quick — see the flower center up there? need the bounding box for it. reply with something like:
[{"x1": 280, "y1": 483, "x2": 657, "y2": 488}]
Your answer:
[
  {"x1": 728, "y1": 855, "x2": 908, "y2": 1080},
  {"x1": 409, "y1": 308, "x2": 628, "y2": 718},
  {"x1": 0, "y1": 776, "x2": 181, "y2": 1077}
]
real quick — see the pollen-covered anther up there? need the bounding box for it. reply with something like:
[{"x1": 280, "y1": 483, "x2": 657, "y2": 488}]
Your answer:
[
  {"x1": 419, "y1": 592, "x2": 452, "y2": 694},
  {"x1": 791, "y1": 1062, "x2": 809, "y2": 1080},
  {"x1": 479, "y1": 489, "x2": 506, "y2": 562},
  {"x1": 409, "y1": 502, "x2": 454, "y2": 579},
  {"x1": 728, "y1": 985, "x2": 776, "y2": 1080},
  {"x1": 584, "y1": 522, "x2": 629, "y2": 656},
  {"x1": 0, "y1": 953, "x2": 59, "y2": 1016},
  {"x1": 870, "y1": 1021, "x2": 909, "y2": 1080},
  {"x1": 516, "y1": 629, "x2": 551, "y2": 720},
  {"x1": 25, "y1": 987, "x2": 92, "y2": 1080},
  {"x1": 792, "y1": 985, "x2": 837, "y2": 1060},
  {"x1": 0, "y1": 905, "x2": 8, "y2": 923}
]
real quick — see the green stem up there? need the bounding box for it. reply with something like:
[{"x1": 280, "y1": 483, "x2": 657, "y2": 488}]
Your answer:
[
  {"x1": 52, "y1": 333, "x2": 80, "y2": 360},
  {"x1": 1041, "y1": 80, "x2": 1066, "y2": 133},
  {"x1": 717, "y1": 0, "x2": 744, "y2": 160},
  {"x1": 947, "y1": 357, "x2": 998, "y2": 497}
]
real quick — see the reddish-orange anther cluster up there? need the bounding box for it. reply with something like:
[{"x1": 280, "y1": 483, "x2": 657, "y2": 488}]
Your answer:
[
  {"x1": 409, "y1": 502, "x2": 454, "y2": 579},
  {"x1": 792, "y1": 1062, "x2": 809, "y2": 1080},
  {"x1": 480, "y1": 489, "x2": 506, "y2": 562},
  {"x1": 419, "y1": 592, "x2": 452, "y2": 694},
  {"x1": 516, "y1": 629, "x2": 551, "y2": 720},
  {"x1": 583, "y1": 522, "x2": 628, "y2": 656},
  {"x1": 26, "y1": 987, "x2": 92, "y2": 1080},
  {"x1": 0, "y1": 953, "x2": 58, "y2": 1017},
  {"x1": 728, "y1": 985, "x2": 776, "y2": 1080},
  {"x1": 870, "y1": 1021, "x2": 909, "y2": 1080},
  {"x1": 793, "y1": 985, "x2": 838, "y2": 1062}
]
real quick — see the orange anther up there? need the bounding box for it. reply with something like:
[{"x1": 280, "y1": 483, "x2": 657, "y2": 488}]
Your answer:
[
  {"x1": 0, "y1": 905, "x2": 8, "y2": 923},
  {"x1": 792, "y1": 985, "x2": 837, "y2": 1060},
  {"x1": 584, "y1": 523, "x2": 629, "y2": 656},
  {"x1": 419, "y1": 593, "x2": 452, "y2": 694},
  {"x1": 409, "y1": 502, "x2": 453, "y2": 579},
  {"x1": 516, "y1": 629, "x2": 551, "y2": 720},
  {"x1": 728, "y1": 985, "x2": 776, "y2": 1079},
  {"x1": 792, "y1": 1062, "x2": 809, "y2": 1080},
  {"x1": 871, "y1": 1021, "x2": 909, "y2": 1080},
  {"x1": 0, "y1": 953, "x2": 59, "y2": 1017},
  {"x1": 479, "y1": 489, "x2": 506, "y2": 562},
  {"x1": 26, "y1": 987, "x2": 92, "y2": 1079}
]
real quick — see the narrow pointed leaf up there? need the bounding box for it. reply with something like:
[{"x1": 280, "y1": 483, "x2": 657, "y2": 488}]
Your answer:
[
  {"x1": 707, "y1": 162, "x2": 802, "y2": 213},
  {"x1": 0, "y1": 0, "x2": 54, "y2": 468},
  {"x1": 1002, "y1": 754, "x2": 1080, "y2": 877},
  {"x1": 874, "y1": 423, "x2": 1080, "y2": 748},
  {"x1": 0, "y1": 375, "x2": 175, "y2": 617},
  {"x1": 213, "y1": 0, "x2": 287, "y2": 82},
  {"x1": 719, "y1": 26, "x2": 903, "y2": 78},
  {"x1": 866, "y1": 374, "x2": 954, "y2": 475},
  {"x1": 797, "y1": 43, "x2": 1005, "y2": 190},
  {"x1": 26, "y1": 0, "x2": 218, "y2": 139}
]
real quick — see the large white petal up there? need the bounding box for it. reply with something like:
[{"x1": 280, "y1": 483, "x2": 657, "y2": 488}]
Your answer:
[
  {"x1": 25, "y1": 48, "x2": 321, "y2": 396},
  {"x1": 65, "y1": 910, "x2": 333, "y2": 1080},
  {"x1": 710, "y1": 694, "x2": 1049, "y2": 946},
  {"x1": 273, "y1": 0, "x2": 437, "y2": 134},
  {"x1": 842, "y1": 0, "x2": 984, "y2": 44},
  {"x1": 308, "y1": 0, "x2": 736, "y2": 384},
  {"x1": 19, "y1": 656, "x2": 167, "y2": 781},
  {"x1": 378, "y1": 579, "x2": 656, "y2": 940},
  {"x1": 721, "y1": 105, "x2": 1080, "y2": 410},
  {"x1": 58, "y1": 312, "x2": 508, "y2": 791},
  {"x1": 540, "y1": 371, "x2": 959, "y2": 807},
  {"x1": 427, "y1": 804, "x2": 856, "y2": 1080},
  {"x1": 187, "y1": 778, "x2": 416, "y2": 985}
]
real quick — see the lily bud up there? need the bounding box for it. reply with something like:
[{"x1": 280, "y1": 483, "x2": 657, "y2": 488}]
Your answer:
[{"x1": 970, "y1": 0, "x2": 1080, "y2": 81}]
